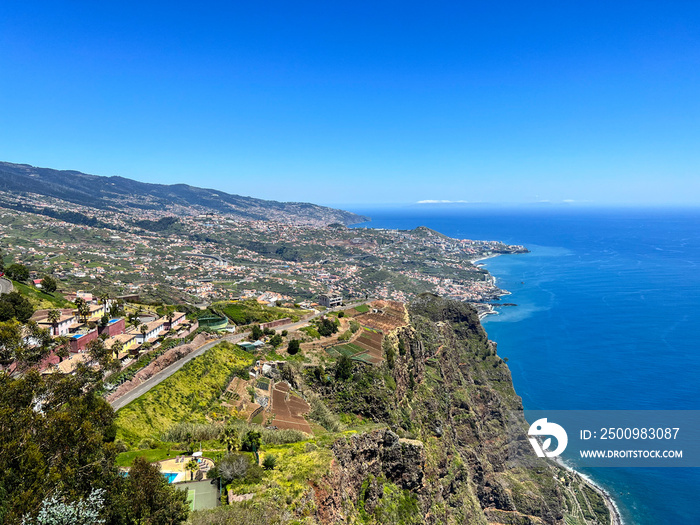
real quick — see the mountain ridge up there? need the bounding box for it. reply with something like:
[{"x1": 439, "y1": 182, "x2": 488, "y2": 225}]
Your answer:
[{"x1": 0, "y1": 161, "x2": 369, "y2": 225}]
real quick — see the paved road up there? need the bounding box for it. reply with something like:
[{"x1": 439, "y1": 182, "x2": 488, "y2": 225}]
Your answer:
[
  {"x1": 109, "y1": 303, "x2": 365, "y2": 411},
  {"x1": 0, "y1": 278, "x2": 12, "y2": 295},
  {"x1": 109, "y1": 332, "x2": 247, "y2": 411}
]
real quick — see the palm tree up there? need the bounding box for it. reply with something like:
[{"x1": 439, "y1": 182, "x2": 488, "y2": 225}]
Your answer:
[
  {"x1": 222, "y1": 425, "x2": 239, "y2": 454},
  {"x1": 111, "y1": 340, "x2": 124, "y2": 360},
  {"x1": 139, "y1": 323, "x2": 148, "y2": 342},
  {"x1": 47, "y1": 309, "x2": 61, "y2": 336},
  {"x1": 185, "y1": 459, "x2": 199, "y2": 481},
  {"x1": 166, "y1": 311, "x2": 175, "y2": 328},
  {"x1": 78, "y1": 302, "x2": 91, "y2": 324}
]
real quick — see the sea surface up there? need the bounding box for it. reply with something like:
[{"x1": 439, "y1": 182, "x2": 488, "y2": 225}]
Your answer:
[{"x1": 349, "y1": 205, "x2": 700, "y2": 525}]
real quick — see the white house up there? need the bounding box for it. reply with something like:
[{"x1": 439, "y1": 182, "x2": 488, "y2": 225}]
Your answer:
[
  {"x1": 134, "y1": 319, "x2": 166, "y2": 343},
  {"x1": 37, "y1": 314, "x2": 76, "y2": 336}
]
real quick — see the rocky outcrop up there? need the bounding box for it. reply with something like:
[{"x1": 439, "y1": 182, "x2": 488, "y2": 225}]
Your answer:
[{"x1": 314, "y1": 429, "x2": 425, "y2": 523}]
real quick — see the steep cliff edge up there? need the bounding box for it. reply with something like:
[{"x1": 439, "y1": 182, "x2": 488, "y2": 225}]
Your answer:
[{"x1": 304, "y1": 294, "x2": 611, "y2": 524}]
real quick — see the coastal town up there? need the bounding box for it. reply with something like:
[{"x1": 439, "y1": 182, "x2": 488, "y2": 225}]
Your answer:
[{"x1": 0, "y1": 189, "x2": 527, "y2": 309}]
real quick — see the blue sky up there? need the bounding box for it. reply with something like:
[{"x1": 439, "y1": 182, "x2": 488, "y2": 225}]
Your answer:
[{"x1": 1, "y1": 2, "x2": 699, "y2": 206}]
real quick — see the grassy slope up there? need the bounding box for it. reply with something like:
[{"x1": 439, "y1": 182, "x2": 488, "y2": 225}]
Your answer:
[
  {"x1": 11, "y1": 280, "x2": 73, "y2": 309},
  {"x1": 115, "y1": 341, "x2": 254, "y2": 444},
  {"x1": 214, "y1": 300, "x2": 307, "y2": 325}
]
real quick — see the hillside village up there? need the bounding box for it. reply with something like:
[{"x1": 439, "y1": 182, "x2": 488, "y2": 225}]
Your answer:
[{"x1": 0, "y1": 190, "x2": 526, "y2": 309}]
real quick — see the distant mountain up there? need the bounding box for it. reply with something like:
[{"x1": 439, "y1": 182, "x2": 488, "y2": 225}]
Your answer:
[{"x1": 0, "y1": 161, "x2": 369, "y2": 225}]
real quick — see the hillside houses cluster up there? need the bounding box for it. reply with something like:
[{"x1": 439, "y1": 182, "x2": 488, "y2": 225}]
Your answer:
[{"x1": 26, "y1": 298, "x2": 196, "y2": 375}]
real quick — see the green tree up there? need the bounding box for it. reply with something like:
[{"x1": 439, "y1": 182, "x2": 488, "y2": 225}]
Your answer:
[
  {"x1": 335, "y1": 354, "x2": 353, "y2": 380},
  {"x1": 0, "y1": 292, "x2": 35, "y2": 323},
  {"x1": 269, "y1": 334, "x2": 283, "y2": 347},
  {"x1": 287, "y1": 339, "x2": 301, "y2": 355},
  {"x1": 40, "y1": 275, "x2": 58, "y2": 294},
  {"x1": 317, "y1": 317, "x2": 339, "y2": 337},
  {"x1": 240, "y1": 430, "x2": 262, "y2": 453},
  {"x1": 221, "y1": 425, "x2": 239, "y2": 454},
  {"x1": 115, "y1": 456, "x2": 189, "y2": 524},
  {"x1": 250, "y1": 324, "x2": 263, "y2": 340},
  {"x1": 110, "y1": 340, "x2": 124, "y2": 360},
  {"x1": 77, "y1": 302, "x2": 91, "y2": 324},
  {"x1": 185, "y1": 459, "x2": 199, "y2": 481},
  {"x1": 47, "y1": 309, "x2": 61, "y2": 336},
  {"x1": 5, "y1": 264, "x2": 29, "y2": 282},
  {"x1": 99, "y1": 313, "x2": 110, "y2": 329}
]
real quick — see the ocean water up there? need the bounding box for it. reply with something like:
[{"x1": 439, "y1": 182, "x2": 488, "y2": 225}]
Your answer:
[{"x1": 349, "y1": 205, "x2": 700, "y2": 524}]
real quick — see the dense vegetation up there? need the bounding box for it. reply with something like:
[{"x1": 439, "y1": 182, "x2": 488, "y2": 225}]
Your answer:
[
  {"x1": 115, "y1": 342, "x2": 254, "y2": 443},
  {"x1": 0, "y1": 323, "x2": 188, "y2": 524}
]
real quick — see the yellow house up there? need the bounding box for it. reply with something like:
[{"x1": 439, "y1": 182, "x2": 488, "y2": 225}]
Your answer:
[{"x1": 105, "y1": 333, "x2": 137, "y2": 360}]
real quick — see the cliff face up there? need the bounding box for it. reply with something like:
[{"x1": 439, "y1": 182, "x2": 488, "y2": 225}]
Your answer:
[{"x1": 310, "y1": 294, "x2": 609, "y2": 525}]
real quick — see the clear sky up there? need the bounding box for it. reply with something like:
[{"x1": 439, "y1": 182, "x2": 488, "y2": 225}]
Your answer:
[{"x1": 1, "y1": 2, "x2": 699, "y2": 206}]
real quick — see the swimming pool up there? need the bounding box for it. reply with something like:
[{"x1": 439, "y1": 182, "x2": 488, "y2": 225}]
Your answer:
[{"x1": 162, "y1": 472, "x2": 178, "y2": 483}]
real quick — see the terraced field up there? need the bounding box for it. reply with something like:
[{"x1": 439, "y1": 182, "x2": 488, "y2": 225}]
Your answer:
[
  {"x1": 269, "y1": 381, "x2": 311, "y2": 433},
  {"x1": 325, "y1": 327, "x2": 384, "y2": 364}
]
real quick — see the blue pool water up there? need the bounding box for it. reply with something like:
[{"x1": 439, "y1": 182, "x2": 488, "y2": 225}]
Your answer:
[
  {"x1": 350, "y1": 205, "x2": 700, "y2": 524},
  {"x1": 163, "y1": 472, "x2": 178, "y2": 483}
]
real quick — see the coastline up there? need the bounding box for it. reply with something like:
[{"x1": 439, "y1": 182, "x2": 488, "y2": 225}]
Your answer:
[
  {"x1": 555, "y1": 459, "x2": 624, "y2": 525},
  {"x1": 475, "y1": 255, "x2": 623, "y2": 525}
]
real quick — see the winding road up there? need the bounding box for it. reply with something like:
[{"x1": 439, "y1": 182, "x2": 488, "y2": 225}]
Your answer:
[{"x1": 0, "y1": 278, "x2": 13, "y2": 295}]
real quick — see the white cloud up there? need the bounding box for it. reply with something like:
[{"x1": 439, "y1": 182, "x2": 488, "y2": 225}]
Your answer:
[{"x1": 416, "y1": 199, "x2": 469, "y2": 204}]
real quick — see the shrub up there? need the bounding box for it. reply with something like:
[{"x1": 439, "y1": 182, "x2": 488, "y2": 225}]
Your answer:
[
  {"x1": 262, "y1": 454, "x2": 277, "y2": 470},
  {"x1": 161, "y1": 422, "x2": 224, "y2": 442},
  {"x1": 307, "y1": 394, "x2": 343, "y2": 432},
  {"x1": 335, "y1": 355, "x2": 353, "y2": 381},
  {"x1": 287, "y1": 339, "x2": 301, "y2": 355},
  {"x1": 241, "y1": 430, "x2": 262, "y2": 452},
  {"x1": 250, "y1": 324, "x2": 263, "y2": 340},
  {"x1": 217, "y1": 453, "x2": 251, "y2": 483}
]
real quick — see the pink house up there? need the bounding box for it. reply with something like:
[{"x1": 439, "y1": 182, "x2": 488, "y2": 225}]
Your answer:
[
  {"x1": 98, "y1": 318, "x2": 126, "y2": 337},
  {"x1": 69, "y1": 330, "x2": 98, "y2": 353}
]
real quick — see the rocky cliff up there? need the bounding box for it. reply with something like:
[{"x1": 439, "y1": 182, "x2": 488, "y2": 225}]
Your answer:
[{"x1": 304, "y1": 294, "x2": 611, "y2": 525}]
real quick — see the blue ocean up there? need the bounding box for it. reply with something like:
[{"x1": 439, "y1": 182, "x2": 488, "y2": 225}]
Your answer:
[{"x1": 349, "y1": 205, "x2": 700, "y2": 525}]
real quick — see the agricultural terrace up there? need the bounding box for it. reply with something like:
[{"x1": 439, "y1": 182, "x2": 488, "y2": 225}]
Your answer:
[
  {"x1": 270, "y1": 381, "x2": 311, "y2": 433},
  {"x1": 220, "y1": 376, "x2": 270, "y2": 423},
  {"x1": 353, "y1": 300, "x2": 408, "y2": 332},
  {"x1": 326, "y1": 328, "x2": 384, "y2": 365},
  {"x1": 325, "y1": 300, "x2": 408, "y2": 365},
  {"x1": 115, "y1": 341, "x2": 254, "y2": 444}
]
